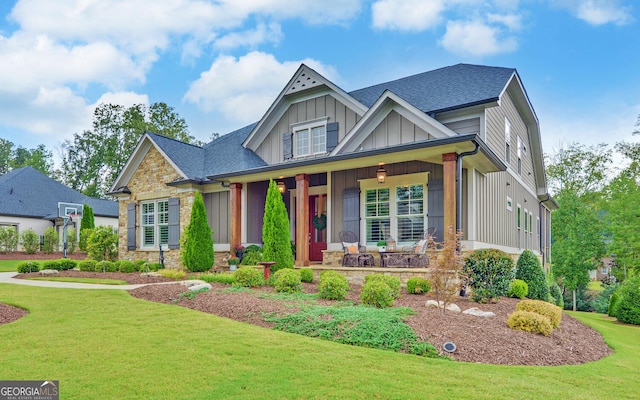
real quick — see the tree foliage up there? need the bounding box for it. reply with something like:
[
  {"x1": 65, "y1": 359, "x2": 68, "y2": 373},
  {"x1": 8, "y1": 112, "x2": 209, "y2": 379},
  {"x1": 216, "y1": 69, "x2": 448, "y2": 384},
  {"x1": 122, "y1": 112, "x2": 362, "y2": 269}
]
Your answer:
[
  {"x1": 463, "y1": 248, "x2": 515, "y2": 303},
  {"x1": 546, "y1": 142, "x2": 611, "y2": 199},
  {"x1": 181, "y1": 191, "x2": 214, "y2": 272},
  {"x1": 86, "y1": 226, "x2": 118, "y2": 261},
  {"x1": 59, "y1": 102, "x2": 196, "y2": 197},
  {"x1": 0, "y1": 138, "x2": 54, "y2": 176},
  {"x1": 262, "y1": 179, "x2": 293, "y2": 272},
  {"x1": 516, "y1": 249, "x2": 549, "y2": 301}
]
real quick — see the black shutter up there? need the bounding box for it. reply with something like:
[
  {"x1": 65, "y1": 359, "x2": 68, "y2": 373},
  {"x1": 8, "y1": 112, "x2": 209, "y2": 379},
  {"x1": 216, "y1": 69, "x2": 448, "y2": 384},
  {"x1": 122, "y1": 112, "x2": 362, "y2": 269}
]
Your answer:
[
  {"x1": 427, "y1": 180, "x2": 444, "y2": 242},
  {"x1": 342, "y1": 188, "x2": 360, "y2": 238},
  {"x1": 127, "y1": 202, "x2": 136, "y2": 250},
  {"x1": 168, "y1": 197, "x2": 180, "y2": 249},
  {"x1": 326, "y1": 122, "x2": 339, "y2": 152},
  {"x1": 283, "y1": 132, "x2": 293, "y2": 160}
]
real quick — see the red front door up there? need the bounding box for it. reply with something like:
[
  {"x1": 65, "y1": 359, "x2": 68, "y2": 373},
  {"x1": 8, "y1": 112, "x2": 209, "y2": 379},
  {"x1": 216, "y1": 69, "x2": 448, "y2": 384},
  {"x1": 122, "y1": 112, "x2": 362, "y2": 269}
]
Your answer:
[{"x1": 309, "y1": 194, "x2": 327, "y2": 261}]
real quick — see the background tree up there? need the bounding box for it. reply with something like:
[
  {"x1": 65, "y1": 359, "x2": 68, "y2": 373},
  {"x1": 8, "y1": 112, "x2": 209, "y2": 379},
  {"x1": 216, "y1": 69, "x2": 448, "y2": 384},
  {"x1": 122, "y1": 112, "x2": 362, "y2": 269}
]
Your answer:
[
  {"x1": 0, "y1": 139, "x2": 54, "y2": 176},
  {"x1": 0, "y1": 138, "x2": 12, "y2": 174},
  {"x1": 79, "y1": 204, "x2": 95, "y2": 252},
  {"x1": 262, "y1": 179, "x2": 293, "y2": 272},
  {"x1": 59, "y1": 102, "x2": 197, "y2": 197},
  {"x1": 181, "y1": 191, "x2": 214, "y2": 272}
]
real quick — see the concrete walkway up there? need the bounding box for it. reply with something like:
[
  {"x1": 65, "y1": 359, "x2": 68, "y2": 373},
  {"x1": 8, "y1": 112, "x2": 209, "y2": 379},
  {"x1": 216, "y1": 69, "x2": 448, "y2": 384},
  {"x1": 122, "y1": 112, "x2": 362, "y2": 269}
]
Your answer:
[{"x1": 0, "y1": 271, "x2": 150, "y2": 290}]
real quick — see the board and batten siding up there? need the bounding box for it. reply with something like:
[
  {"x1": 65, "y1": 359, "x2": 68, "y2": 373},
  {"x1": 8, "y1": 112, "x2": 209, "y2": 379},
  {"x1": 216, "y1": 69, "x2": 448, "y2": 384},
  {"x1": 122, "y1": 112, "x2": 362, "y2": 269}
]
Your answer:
[
  {"x1": 331, "y1": 161, "x2": 444, "y2": 242},
  {"x1": 359, "y1": 110, "x2": 433, "y2": 150},
  {"x1": 203, "y1": 191, "x2": 230, "y2": 244},
  {"x1": 255, "y1": 94, "x2": 362, "y2": 164},
  {"x1": 485, "y1": 91, "x2": 536, "y2": 191},
  {"x1": 474, "y1": 170, "x2": 540, "y2": 251}
]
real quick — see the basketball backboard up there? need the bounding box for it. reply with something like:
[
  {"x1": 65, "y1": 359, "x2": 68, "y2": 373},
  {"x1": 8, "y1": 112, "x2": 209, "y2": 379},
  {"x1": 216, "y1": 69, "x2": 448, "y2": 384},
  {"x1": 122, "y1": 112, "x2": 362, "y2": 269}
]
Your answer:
[{"x1": 58, "y1": 202, "x2": 84, "y2": 218}]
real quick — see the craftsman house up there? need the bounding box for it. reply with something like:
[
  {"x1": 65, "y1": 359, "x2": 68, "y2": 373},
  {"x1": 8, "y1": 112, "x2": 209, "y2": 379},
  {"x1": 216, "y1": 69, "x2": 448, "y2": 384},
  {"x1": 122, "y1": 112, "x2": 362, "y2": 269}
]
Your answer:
[{"x1": 109, "y1": 63, "x2": 556, "y2": 268}]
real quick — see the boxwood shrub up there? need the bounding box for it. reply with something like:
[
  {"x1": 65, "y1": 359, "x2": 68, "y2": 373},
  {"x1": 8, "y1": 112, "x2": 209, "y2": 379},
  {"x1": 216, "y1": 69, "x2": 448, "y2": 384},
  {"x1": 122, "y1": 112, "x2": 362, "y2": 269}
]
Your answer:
[
  {"x1": 463, "y1": 248, "x2": 515, "y2": 303},
  {"x1": 615, "y1": 275, "x2": 640, "y2": 325},
  {"x1": 515, "y1": 299, "x2": 562, "y2": 328},
  {"x1": 507, "y1": 310, "x2": 553, "y2": 336},
  {"x1": 406, "y1": 277, "x2": 431, "y2": 295},
  {"x1": 299, "y1": 268, "x2": 314, "y2": 283},
  {"x1": 233, "y1": 267, "x2": 263, "y2": 288},
  {"x1": 78, "y1": 260, "x2": 97, "y2": 272},
  {"x1": 360, "y1": 279, "x2": 395, "y2": 308},
  {"x1": 318, "y1": 270, "x2": 349, "y2": 300},
  {"x1": 117, "y1": 260, "x2": 135, "y2": 273},
  {"x1": 364, "y1": 274, "x2": 401, "y2": 299},
  {"x1": 17, "y1": 261, "x2": 40, "y2": 273},
  {"x1": 41, "y1": 260, "x2": 61, "y2": 271},
  {"x1": 273, "y1": 268, "x2": 302, "y2": 293},
  {"x1": 58, "y1": 259, "x2": 77, "y2": 271},
  {"x1": 507, "y1": 279, "x2": 529, "y2": 299}
]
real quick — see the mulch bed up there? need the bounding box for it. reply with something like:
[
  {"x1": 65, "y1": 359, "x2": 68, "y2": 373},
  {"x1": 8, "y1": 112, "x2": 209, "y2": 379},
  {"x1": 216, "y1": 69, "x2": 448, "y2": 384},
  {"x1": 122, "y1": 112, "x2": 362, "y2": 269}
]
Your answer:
[
  {"x1": 13, "y1": 271, "x2": 176, "y2": 285},
  {"x1": 1, "y1": 269, "x2": 613, "y2": 366}
]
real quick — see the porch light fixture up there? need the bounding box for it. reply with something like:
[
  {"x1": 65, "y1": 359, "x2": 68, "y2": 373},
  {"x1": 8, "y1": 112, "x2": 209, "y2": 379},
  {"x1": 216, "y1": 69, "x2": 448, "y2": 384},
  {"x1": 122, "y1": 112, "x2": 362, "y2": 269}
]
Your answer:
[
  {"x1": 277, "y1": 181, "x2": 286, "y2": 193},
  {"x1": 376, "y1": 165, "x2": 387, "y2": 184}
]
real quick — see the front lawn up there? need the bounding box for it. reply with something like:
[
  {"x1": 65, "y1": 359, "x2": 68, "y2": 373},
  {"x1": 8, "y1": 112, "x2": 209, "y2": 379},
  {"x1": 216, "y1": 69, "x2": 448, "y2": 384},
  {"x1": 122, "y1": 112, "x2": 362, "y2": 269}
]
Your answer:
[
  {"x1": 0, "y1": 260, "x2": 21, "y2": 272},
  {"x1": 0, "y1": 284, "x2": 638, "y2": 399},
  {"x1": 23, "y1": 277, "x2": 128, "y2": 285}
]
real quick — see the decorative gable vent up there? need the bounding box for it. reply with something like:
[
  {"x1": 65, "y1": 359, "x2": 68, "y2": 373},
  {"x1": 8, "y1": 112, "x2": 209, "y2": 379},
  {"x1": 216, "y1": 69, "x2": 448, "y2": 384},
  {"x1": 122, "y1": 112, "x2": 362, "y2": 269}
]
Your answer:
[{"x1": 285, "y1": 70, "x2": 323, "y2": 95}]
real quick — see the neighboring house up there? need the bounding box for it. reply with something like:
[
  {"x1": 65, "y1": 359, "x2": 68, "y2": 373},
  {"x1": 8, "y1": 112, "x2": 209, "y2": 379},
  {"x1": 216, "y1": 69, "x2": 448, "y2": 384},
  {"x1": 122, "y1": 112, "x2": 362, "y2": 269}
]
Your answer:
[
  {"x1": 109, "y1": 63, "x2": 557, "y2": 267},
  {"x1": 0, "y1": 166, "x2": 118, "y2": 250},
  {"x1": 590, "y1": 257, "x2": 613, "y2": 281}
]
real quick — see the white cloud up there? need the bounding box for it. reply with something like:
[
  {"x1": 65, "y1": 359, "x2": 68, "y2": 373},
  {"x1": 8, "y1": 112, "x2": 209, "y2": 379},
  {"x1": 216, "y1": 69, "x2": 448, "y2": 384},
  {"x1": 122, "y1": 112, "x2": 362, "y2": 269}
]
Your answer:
[
  {"x1": 440, "y1": 20, "x2": 518, "y2": 56},
  {"x1": 183, "y1": 51, "x2": 337, "y2": 124},
  {"x1": 551, "y1": 0, "x2": 634, "y2": 26},
  {"x1": 371, "y1": 0, "x2": 445, "y2": 31},
  {"x1": 487, "y1": 13, "x2": 523, "y2": 31},
  {"x1": 214, "y1": 23, "x2": 283, "y2": 50}
]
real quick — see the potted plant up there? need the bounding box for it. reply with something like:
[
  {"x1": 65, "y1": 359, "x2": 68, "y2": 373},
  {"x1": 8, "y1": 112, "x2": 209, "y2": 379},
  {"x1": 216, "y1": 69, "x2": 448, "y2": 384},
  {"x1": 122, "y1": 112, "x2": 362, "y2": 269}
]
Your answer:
[
  {"x1": 233, "y1": 245, "x2": 245, "y2": 261},
  {"x1": 377, "y1": 240, "x2": 387, "y2": 252},
  {"x1": 228, "y1": 258, "x2": 241, "y2": 271}
]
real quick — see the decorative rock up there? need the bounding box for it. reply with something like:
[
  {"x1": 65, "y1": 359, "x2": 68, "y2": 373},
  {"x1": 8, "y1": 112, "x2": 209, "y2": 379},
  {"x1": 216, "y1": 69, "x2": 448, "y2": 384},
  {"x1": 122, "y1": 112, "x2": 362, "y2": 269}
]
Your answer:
[
  {"x1": 140, "y1": 272, "x2": 162, "y2": 277},
  {"x1": 188, "y1": 283, "x2": 212, "y2": 292},
  {"x1": 462, "y1": 307, "x2": 496, "y2": 317},
  {"x1": 425, "y1": 300, "x2": 461, "y2": 313},
  {"x1": 39, "y1": 269, "x2": 59, "y2": 275},
  {"x1": 179, "y1": 280, "x2": 208, "y2": 288},
  {"x1": 446, "y1": 303, "x2": 461, "y2": 313}
]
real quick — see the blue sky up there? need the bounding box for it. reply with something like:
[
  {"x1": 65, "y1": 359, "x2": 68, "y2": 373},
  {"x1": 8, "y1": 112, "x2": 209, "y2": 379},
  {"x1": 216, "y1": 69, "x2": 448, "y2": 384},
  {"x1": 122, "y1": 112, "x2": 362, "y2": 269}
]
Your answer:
[{"x1": 0, "y1": 0, "x2": 638, "y2": 164}]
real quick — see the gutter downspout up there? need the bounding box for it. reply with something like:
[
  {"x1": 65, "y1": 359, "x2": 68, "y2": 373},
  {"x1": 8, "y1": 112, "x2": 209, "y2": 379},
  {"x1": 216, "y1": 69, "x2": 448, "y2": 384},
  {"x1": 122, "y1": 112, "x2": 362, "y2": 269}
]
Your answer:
[
  {"x1": 456, "y1": 141, "x2": 480, "y2": 234},
  {"x1": 538, "y1": 194, "x2": 551, "y2": 266}
]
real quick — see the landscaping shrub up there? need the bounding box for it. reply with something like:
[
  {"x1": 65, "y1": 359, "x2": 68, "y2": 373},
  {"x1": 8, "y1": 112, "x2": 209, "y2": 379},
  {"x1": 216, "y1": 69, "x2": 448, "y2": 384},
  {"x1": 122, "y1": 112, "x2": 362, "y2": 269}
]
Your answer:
[
  {"x1": 318, "y1": 270, "x2": 349, "y2": 300},
  {"x1": 463, "y1": 248, "x2": 515, "y2": 303},
  {"x1": 406, "y1": 277, "x2": 431, "y2": 295},
  {"x1": 117, "y1": 260, "x2": 135, "y2": 273},
  {"x1": 133, "y1": 260, "x2": 147, "y2": 272},
  {"x1": 507, "y1": 279, "x2": 529, "y2": 299},
  {"x1": 181, "y1": 191, "x2": 214, "y2": 272},
  {"x1": 96, "y1": 261, "x2": 117, "y2": 273},
  {"x1": 608, "y1": 291, "x2": 621, "y2": 318},
  {"x1": 78, "y1": 260, "x2": 97, "y2": 272},
  {"x1": 507, "y1": 310, "x2": 553, "y2": 336},
  {"x1": 147, "y1": 262, "x2": 162, "y2": 272},
  {"x1": 0, "y1": 226, "x2": 19, "y2": 253},
  {"x1": 592, "y1": 282, "x2": 620, "y2": 314},
  {"x1": 561, "y1": 286, "x2": 595, "y2": 311},
  {"x1": 365, "y1": 274, "x2": 401, "y2": 299},
  {"x1": 549, "y1": 281, "x2": 564, "y2": 308},
  {"x1": 199, "y1": 273, "x2": 235, "y2": 285},
  {"x1": 20, "y1": 228, "x2": 39, "y2": 254},
  {"x1": 79, "y1": 228, "x2": 92, "y2": 252},
  {"x1": 86, "y1": 226, "x2": 118, "y2": 261},
  {"x1": 233, "y1": 267, "x2": 263, "y2": 288},
  {"x1": 42, "y1": 227, "x2": 58, "y2": 254},
  {"x1": 515, "y1": 249, "x2": 549, "y2": 301},
  {"x1": 299, "y1": 268, "x2": 314, "y2": 283},
  {"x1": 66, "y1": 227, "x2": 78, "y2": 254},
  {"x1": 158, "y1": 269, "x2": 186, "y2": 280},
  {"x1": 240, "y1": 250, "x2": 263, "y2": 266},
  {"x1": 360, "y1": 279, "x2": 395, "y2": 308},
  {"x1": 615, "y1": 275, "x2": 640, "y2": 325},
  {"x1": 515, "y1": 299, "x2": 562, "y2": 328},
  {"x1": 58, "y1": 258, "x2": 77, "y2": 271},
  {"x1": 244, "y1": 244, "x2": 262, "y2": 254},
  {"x1": 273, "y1": 268, "x2": 302, "y2": 293},
  {"x1": 17, "y1": 261, "x2": 40, "y2": 273},
  {"x1": 42, "y1": 260, "x2": 61, "y2": 271},
  {"x1": 262, "y1": 179, "x2": 294, "y2": 273}
]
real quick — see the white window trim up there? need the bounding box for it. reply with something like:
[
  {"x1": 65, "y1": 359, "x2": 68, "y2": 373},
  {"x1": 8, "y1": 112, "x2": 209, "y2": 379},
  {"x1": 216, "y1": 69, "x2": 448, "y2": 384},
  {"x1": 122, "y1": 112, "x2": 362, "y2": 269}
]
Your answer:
[
  {"x1": 359, "y1": 172, "x2": 428, "y2": 246},
  {"x1": 140, "y1": 199, "x2": 169, "y2": 249},
  {"x1": 292, "y1": 118, "x2": 328, "y2": 158},
  {"x1": 505, "y1": 117, "x2": 511, "y2": 164},
  {"x1": 506, "y1": 196, "x2": 513, "y2": 211},
  {"x1": 516, "y1": 203, "x2": 522, "y2": 249}
]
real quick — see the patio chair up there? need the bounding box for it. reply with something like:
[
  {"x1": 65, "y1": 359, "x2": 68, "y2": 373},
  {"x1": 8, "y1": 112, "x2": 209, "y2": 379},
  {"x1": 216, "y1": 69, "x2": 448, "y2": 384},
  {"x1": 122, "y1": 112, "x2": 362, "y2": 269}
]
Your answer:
[
  {"x1": 338, "y1": 231, "x2": 375, "y2": 267},
  {"x1": 401, "y1": 227, "x2": 436, "y2": 267}
]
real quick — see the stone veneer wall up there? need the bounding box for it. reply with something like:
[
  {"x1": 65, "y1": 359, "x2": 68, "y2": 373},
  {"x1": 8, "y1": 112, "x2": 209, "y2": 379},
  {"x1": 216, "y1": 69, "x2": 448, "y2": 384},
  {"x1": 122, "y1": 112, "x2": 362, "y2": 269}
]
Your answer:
[{"x1": 118, "y1": 146, "x2": 195, "y2": 266}]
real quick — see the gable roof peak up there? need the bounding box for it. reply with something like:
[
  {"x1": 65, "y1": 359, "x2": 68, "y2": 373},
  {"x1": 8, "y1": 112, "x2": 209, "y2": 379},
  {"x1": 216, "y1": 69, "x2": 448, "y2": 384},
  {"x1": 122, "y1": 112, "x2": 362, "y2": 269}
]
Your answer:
[{"x1": 284, "y1": 64, "x2": 326, "y2": 96}]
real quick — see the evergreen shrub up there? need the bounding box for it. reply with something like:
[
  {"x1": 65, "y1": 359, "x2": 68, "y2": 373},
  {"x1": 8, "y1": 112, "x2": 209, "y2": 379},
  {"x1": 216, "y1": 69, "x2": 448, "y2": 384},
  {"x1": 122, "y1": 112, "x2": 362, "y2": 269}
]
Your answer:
[
  {"x1": 273, "y1": 268, "x2": 302, "y2": 293},
  {"x1": 549, "y1": 281, "x2": 564, "y2": 308},
  {"x1": 507, "y1": 310, "x2": 553, "y2": 336},
  {"x1": 406, "y1": 277, "x2": 431, "y2": 295},
  {"x1": 147, "y1": 262, "x2": 162, "y2": 272},
  {"x1": 365, "y1": 274, "x2": 401, "y2": 299},
  {"x1": 181, "y1": 191, "x2": 214, "y2": 272},
  {"x1": 78, "y1": 260, "x2": 97, "y2": 272},
  {"x1": 240, "y1": 250, "x2": 263, "y2": 266},
  {"x1": 299, "y1": 268, "x2": 314, "y2": 283},
  {"x1": 133, "y1": 260, "x2": 146, "y2": 271},
  {"x1": 86, "y1": 226, "x2": 118, "y2": 261},
  {"x1": 42, "y1": 260, "x2": 61, "y2": 271},
  {"x1": 17, "y1": 261, "x2": 40, "y2": 273},
  {"x1": 199, "y1": 273, "x2": 235, "y2": 285},
  {"x1": 616, "y1": 275, "x2": 640, "y2": 325},
  {"x1": 261, "y1": 180, "x2": 294, "y2": 273},
  {"x1": 20, "y1": 229, "x2": 39, "y2": 254},
  {"x1": 507, "y1": 279, "x2": 529, "y2": 299},
  {"x1": 515, "y1": 249, "x2": 549, "y2": 301},
  {"x1": 42, "y1": 227, "x2": 58, "y2": 254},
  {"x1": 318, "y1": 270, "x2": 349, "y2": 300},
  {"x1": 515, "y1": 299, "x2": 562, "y2": 328},
  {"x1": 0, "y1": 226, "x2": 19, "y2": 253},
  {"x1": 158, "y1": 269, "x2": 186, "y2": 280},
  {"x1": 608, "y1": 291, "x2": 621, "y2": 318},
  {"x1": 96, "y1": 261, "x2": 117, "y2": 272},
  {"x1": 463, "y1": 248, "x2": 515, "y2": 303},
  {"x1": 360, "y1": 279, "x2": 395, "y2": 308},
  {"x1": 233, "y1": 267, "x2": 263, "y2": 288},
  {"x1": 58, "y1": 258, "x2": 77, "y2": 271},
  {"x1": 66, "y1": 228, "x2": 78, "y2": 254},
  {"x1": 117, "y1": 260, "x2": 135, "y2": 273}
]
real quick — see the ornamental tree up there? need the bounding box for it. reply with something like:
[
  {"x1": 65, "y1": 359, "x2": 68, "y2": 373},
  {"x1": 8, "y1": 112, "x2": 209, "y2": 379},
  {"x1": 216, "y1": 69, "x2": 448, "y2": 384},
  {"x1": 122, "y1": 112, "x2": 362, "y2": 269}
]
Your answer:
[
  {"x1": 262, "y1": 179, "x2": 293, "y2": 273},
  {"x1": 516, "y1": 249, "x2": 549, "y2": 301},
  {"x1": 181, "y1": 191, "x2": 214, "y2": 272}
]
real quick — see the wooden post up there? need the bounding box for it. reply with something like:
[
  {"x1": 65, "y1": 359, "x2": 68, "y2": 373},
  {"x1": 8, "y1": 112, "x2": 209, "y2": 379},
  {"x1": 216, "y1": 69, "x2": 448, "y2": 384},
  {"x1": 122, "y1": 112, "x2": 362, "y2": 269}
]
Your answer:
[
  {"x1": 443, "y1": 153, "x2": 457, "y2": 233},
  {"x1": 229, "y1": 183, "x2": 242, "y2": 259},
  {"x1": 295, "y1": 174, "x2": 310, "y2": 266}
]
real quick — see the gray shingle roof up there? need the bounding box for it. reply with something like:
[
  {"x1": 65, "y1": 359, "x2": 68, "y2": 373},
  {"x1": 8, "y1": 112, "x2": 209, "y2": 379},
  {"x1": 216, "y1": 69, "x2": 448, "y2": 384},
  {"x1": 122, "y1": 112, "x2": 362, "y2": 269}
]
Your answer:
[
  {"x1": 203, "y1": 123, "x2": 267, "y2": 176},
  {"x1": 146, "y1": 132, "x2": 206, "y2": 179},
  {"x1": 349, "y1": 63, "x2": 515, "y2": 114},
  {"x1": 0, "y1": 167, "x2": 118, "y2": 219}
]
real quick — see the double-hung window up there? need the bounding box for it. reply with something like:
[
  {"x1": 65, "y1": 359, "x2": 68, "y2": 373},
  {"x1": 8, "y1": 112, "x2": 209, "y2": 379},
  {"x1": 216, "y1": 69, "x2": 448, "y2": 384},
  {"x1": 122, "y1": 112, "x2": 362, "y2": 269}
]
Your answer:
[
  {"x1": 365, "y1": 188, "x2": 390, "y2": 243},
  {"x1": 396, "y1": 185, "x2": 424, "y2": 241},
  {"x1": 141, "y1": 199, "x2": 169, "y2": 248},
  {"x1": 294, "y1": 120, "x2": 326, "y2": 157}
]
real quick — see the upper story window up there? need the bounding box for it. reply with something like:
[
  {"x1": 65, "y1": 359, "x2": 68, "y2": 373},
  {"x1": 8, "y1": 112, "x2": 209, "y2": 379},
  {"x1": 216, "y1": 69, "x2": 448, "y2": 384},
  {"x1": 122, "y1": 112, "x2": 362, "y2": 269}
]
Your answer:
[
  {"x1": 294, "y1": 121, "x2": 326, "y2": 157},
  {"x1": 517, "y1": 136, "x2": 523, "y2": 174},
  {"x1": 505, "y1": 117, "x2": 511, "y2": 164},
  {"x1": 141, "y1": 199, "x2": 169, "y2": 248}
]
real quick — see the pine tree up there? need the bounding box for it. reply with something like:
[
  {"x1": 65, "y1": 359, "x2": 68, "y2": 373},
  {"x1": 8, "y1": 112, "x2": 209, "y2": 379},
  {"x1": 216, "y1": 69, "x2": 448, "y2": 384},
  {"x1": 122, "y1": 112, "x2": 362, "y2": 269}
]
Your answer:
[
  {"x1": 262, "y1": 179, "x2": 293, "y2": 272},
  {"x1": 181, "y1": 191, "x2": 214, "y2": 272},
  {"x1": 516, "y1": 249, "x2": 550, "y2": 301}
]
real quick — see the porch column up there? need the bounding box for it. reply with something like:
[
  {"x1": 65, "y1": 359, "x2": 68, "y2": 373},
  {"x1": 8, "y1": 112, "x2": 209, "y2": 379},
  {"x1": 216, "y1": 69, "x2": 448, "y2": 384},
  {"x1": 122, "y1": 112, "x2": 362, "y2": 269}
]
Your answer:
[
  {"x1": 295, "y1": 174, "x2": 310, "y2": 266},
  {"x1": 443, "y1": 153, "x2": 457, "y2": 234},
  {"x1": 229, "y1": 183, "x2": 242, "y2": 259}
]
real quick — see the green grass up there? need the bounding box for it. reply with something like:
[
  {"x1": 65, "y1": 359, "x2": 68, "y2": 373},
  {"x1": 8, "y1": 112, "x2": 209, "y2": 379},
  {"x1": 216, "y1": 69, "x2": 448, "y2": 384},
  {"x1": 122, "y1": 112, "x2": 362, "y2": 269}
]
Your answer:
[
  {"x1": 24, "y1": 277, "x2": 128, "y2": 285},
  {"x1": 1, "y1": 284, "x2": 639, "y2": 399},
  {"x1": 588, "y1": 281, "x2": 604, "y2": 291},
  {"x1": 0, "y1": 260, "x2": 21, "y2": 272}
]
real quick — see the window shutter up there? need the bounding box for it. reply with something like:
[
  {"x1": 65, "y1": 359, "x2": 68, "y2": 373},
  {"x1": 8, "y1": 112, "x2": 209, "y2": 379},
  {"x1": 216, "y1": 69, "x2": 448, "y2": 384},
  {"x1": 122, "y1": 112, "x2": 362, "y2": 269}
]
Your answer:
[
  {"x1": 342, "y1": 188, "x2": 360, "y2": 238},
  {"x1": 127, "y1": 202, "x2": 136, "y2": 250},
  {"x1": 427, "y1": 180, "x2": 444, "y2": 243},
  {"x1": 283, "y1": 132, "x2": 293, "y2": 160},
  {"x1": 168, "y1": 197, "x2": 180, "y2": 249},
  {"x1": 326, "y1": 122, "x2": 339, "y2": 152}
]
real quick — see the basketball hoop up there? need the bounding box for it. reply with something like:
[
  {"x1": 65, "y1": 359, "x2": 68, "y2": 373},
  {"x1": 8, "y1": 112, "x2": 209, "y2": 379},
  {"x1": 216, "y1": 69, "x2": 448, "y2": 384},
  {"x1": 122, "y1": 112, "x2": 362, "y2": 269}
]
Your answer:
[{"x1": 68, "y1": 214, "x2": 78, "y2": 222}]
